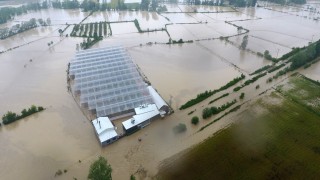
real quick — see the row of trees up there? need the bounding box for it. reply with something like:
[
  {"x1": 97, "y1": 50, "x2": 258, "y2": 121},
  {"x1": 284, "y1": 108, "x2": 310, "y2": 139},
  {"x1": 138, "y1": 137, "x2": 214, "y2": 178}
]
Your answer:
[
  {"x1": 0, "y1": 2, "x2": 49, "y2": 24},
  {"x1": 233, "y1": 72, "x2": 267, "y2": 91},
  {"x1": 290, "y1": 41, "x2": 320, "y2": 69},
  {"x1": 2, "y1": 105, "x2": 44, "y2": 125},
  {"x1": 79, "y1": 36, "x2": 103, "y2": 50},
  {"x1": 52, "y1": 0, "x2": 80, "y2": 9},
  {"x1": 0, "y1": 18, "x2": 50, "y2": 39},
  {"x1": 260, "y1": 0, "x2": 305, "y2": 5},
  {"x1": 229, "y1": 0, "x2": 257, "y2": 7},
  {"x1": 71, "y1": 22, "x2": 109, "y2": 37},
  {"x1": 202, "y1": 99, "x2": 237, "y2": 119},
  {"x1": 180, "y1": 74, "x2": 245, "y2": 110}
]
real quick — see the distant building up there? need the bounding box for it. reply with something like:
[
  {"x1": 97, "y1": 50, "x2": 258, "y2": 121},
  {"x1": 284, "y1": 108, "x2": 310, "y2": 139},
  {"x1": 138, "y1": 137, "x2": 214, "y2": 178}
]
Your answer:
[
  {"x1": 92, "y1": 117, "x2": 118, "y2": 146},
  {"x1": 122, "y1": 104, "x2": 160, "y2": 134}
]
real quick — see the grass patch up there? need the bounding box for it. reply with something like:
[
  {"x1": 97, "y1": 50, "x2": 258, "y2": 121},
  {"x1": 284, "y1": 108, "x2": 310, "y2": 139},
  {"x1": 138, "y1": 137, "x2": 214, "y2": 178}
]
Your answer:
[
  {"x1": 276, "y1": 74, "x2": 320, "y2": 116},
  {"x1": 158, "y1": 89, "x2": 320, "y2": 179}
]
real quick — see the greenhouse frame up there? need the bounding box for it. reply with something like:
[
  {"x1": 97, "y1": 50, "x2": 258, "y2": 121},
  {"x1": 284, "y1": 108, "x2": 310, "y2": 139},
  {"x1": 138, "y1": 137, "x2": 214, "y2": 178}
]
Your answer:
[{"x1": 69, "y1": 46, "x2": 153, "y2": 118}]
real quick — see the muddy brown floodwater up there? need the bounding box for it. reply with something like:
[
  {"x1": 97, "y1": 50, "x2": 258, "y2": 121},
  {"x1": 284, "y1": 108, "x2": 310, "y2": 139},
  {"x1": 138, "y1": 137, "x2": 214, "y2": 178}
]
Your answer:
[{"x1": 1, "y1": 3, "x2": 320, "y2": 180}]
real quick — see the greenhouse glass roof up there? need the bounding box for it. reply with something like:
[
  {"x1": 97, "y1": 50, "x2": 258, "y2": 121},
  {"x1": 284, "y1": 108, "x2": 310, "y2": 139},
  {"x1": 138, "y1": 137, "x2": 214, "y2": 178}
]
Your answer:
[{"x1": 70, "y1": 46, "x2": 153, "y2": 117}]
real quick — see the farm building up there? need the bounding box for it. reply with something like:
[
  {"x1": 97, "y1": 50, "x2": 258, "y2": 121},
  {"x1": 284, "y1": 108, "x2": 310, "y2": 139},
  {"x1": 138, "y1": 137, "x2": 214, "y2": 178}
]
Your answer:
[
  {"x1": 69, "y1": 46, "x2": 154, "y2": 119},
  {"x1": 147, "y1": 86, "x2": 169, "y2": 115},
  {"x1": 122, "y1": 103, "x2": 160, "y2": 134},
  {"x1": 92, "y1": 117, "x2": 118, "y2": 146}
]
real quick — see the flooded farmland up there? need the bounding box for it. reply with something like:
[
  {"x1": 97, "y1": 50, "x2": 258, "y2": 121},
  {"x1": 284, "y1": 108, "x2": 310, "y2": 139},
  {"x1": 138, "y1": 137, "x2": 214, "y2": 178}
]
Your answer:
[{"x1": 1, "y1": 1, "x2": 320, "y2": 180}]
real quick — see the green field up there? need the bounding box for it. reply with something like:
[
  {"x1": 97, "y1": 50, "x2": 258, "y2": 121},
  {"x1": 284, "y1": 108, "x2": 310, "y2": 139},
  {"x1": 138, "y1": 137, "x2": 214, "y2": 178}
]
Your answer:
[{"x1": 157, "y1": 76, "x2": 320, "y2": 180}]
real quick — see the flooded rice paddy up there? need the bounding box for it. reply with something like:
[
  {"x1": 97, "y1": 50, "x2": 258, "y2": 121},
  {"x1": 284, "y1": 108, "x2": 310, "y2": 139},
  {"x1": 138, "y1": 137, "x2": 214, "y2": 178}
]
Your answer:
[{"x1": 1, "y1": 3, "x2": 320, "y2": 179}]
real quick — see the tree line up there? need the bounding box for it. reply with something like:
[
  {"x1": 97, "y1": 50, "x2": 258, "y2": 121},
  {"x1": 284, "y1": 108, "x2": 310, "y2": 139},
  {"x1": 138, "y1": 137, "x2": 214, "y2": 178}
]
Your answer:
[
  {"x1": 2, "y1": 105, "x2": 45, "y2": 125},
  {"x1": 0, "y1": 2, "x2": 48, "y2": 24},
  {"x1": 273, "y1": 40, "x2": 320, "y2": 78},
  {"x1": 180, "y1": 74, "x2": 245, "y2": 110},
  {"x1": 71, "y1": 21, "x2": 109, "y2": 38},
  {"x1": 0, "y1": 18, "x2": 51, "y2": 39},
  {"x1": 202, "y1": 99, "x2": 237, "y2": 119}
]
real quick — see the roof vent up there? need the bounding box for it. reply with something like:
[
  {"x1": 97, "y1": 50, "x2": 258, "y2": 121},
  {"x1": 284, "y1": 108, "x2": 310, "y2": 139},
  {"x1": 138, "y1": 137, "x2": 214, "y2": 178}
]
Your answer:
[{"x1": 131, "y1": 119, "x2": 135, "y2": 124}]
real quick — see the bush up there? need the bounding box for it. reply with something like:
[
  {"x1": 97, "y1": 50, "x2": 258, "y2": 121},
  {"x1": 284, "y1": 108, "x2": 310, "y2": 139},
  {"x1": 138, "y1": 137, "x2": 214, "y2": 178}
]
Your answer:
[
  {"x1": 191, "y1": 116, "x2": 199, "y2": 125},
  {"x1": 202, "y1": 100, "x2": 237, "y2": 119},
  {"x1": 173, "y1": 123, "x2": 187, "y2": 133},
  {"x1": 240, "y1": 93, "x2": 245, "y2": 100},
  {"x1": 130, "y1": 175, "x2": 136, "y2": 180},
  {"x1": 2, "y1": 111, "x2": 18, "y2": 125},
  {"x1": 88, "y1": 156, "x2": 112, "y2": 180},
  {"x1": 202, "y1": 108, "x2": 211, "y2": 119},
  {"x1": 188, "y1": 110, "x2": 195, "y2": 115},
  {"x1": 256, "y1": 85, "x2": 260, "y2": 89}
]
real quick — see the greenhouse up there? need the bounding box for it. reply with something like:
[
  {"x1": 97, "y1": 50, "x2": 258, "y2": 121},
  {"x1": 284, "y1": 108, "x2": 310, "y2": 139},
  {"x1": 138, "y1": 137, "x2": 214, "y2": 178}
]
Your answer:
[{"x1": 69, "y1": 46, "x2": 153, "y2": 118}]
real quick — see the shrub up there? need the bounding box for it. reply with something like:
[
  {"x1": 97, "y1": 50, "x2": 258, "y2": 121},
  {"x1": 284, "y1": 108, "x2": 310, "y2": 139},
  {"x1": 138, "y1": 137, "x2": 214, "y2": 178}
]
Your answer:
[
  {"x1": 88, "y1": 156, "x2": 112, "y2": 180},
  {"x1": 38, "y1": 106, "x2": 44, "y2": 111},
  {"x1": 173, "y1": 123, "x2": 187, "y2": 133},
  {"x1": 202, "y1": 108, "x2": 211, "y2": 119},
  {"x1": 256, "y1": 85, "x2": 260, "y2": 89},
  {"x1": 2, "y1": 111, "x2": 18, "y2": 125},
  {"x1": 240, "y1": 93, "x2": 245, "y2": 100},
  {"x1": 130, "y1": 175, "x2": 136, "y2": 180},
  {"x1": 191, "y1": 116, "x2": 199, "y2": 125},
  {"x1": 188, "y1": 110, "x2": 195, "y2": 115},
  {"x1": 257, "y1": 52, "x2": 263, "y2": 57}
]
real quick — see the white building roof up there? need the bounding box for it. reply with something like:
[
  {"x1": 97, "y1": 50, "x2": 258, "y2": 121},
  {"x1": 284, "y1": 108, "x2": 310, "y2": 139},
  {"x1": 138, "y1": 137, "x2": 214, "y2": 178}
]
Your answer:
[
  {"x1": 122, "y1": 104, "x2": 160, "y2": 130},
  {"x1": 134, "y1": 103, "x2": 158, "y2": 115},
  {"x1": 92, "y1": 117, "x2": 118, "y2": 143},
  {"x1": 147, "y1": 86, "x2": 168, "y2": 110}
]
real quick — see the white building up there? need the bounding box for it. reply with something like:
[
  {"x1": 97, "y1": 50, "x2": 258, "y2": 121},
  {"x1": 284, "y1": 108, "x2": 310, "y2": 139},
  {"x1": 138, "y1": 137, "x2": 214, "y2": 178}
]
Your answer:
[
  {"x1": 92, "y1": 117, "x2": 118, "y2": 146},
  {"x1": 147, "y1": 86, "x2": 170, "y2": 115},
  {"x1": 122, "y1": 104, "x2": 160, "y2": 134}
]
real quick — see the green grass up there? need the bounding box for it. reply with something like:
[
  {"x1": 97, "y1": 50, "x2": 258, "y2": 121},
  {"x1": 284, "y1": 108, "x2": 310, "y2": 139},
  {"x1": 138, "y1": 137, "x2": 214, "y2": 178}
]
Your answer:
[
  {"x1": 277, "y1": 74, "x2": 320, "y2": 115},
  {"x1": 158, "y1": 80, "x2": 320, "y2": 179}
]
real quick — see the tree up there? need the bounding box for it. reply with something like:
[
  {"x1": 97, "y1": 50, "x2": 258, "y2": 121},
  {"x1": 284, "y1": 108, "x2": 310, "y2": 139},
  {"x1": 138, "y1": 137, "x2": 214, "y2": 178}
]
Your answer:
[
  {"x1": 240, "y1": 35, "x2": 248, "y2": 50},
  {"x1": 88, "y1": 156, "x2": 112, "y2": 180},
  {"x1": 251, "y1": 0, "x2": 257, "y2": 6},
  {"x1": 240, "y1": 93, "x2": 245, "y2": 100},
  {"x1": 191, "y1": 116, "x2": 199, "y2": 125},
  {"x1": 151, "y1": 0, "x2": 158, "y2": 11},
  {"x1": 316, "y1": 40, "x2": 320, "y2": 56},
  {"x1": 140, "y1": 0, "x2": 150, "y2": 11}
]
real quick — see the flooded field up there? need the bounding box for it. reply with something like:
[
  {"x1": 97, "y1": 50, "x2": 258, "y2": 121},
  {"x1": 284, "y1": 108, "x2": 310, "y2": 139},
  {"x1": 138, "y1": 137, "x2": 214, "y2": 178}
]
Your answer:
[
  {"x1": 84, "y1": 11, "x2": 170, "y2": 30},
  {"x1": 0, "y1": 25, "x2": 63, "y2": 52},
  {"x1": 110, "y1": 22, "x2": 138, "y2": 34},
  {"x1": 167, "y1": 22, "x2": 238, "y2": 40},
  {"x1": 128, "y1": 43, "x2": 241, "y2": 109},
  {"x1": 1, "y1": 2, "x2": 320, "y2": 180}
]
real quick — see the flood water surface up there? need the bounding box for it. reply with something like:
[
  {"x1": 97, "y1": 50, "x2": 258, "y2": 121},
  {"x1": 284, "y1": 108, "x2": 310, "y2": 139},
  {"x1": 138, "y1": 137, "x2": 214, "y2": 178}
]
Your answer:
[{"x1": 1, "y1": 4, "x2": 320, "y2": 180}]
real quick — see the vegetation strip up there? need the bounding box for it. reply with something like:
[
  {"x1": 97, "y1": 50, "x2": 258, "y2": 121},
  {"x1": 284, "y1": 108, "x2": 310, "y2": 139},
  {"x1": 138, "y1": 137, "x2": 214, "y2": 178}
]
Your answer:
[
  {"x1": 250, "y1": 65, "x2": 272, "y2": 76},
  {"x1": 274, "y1": 39, "x2": 320, "y2": 79},
  {"x1": 2, "y1": 105, "x2": 45, "y2": 125},
  {"x1": 180, "y1": 74, "x2": 245, "y2": 110},
  {"x1": 199, "y1": 105, "x2": 241, "y2": 132},
  {"x1": 203, "y1": 99, "x2": 237, "y2": 119},
  {"x1": 233, "y1": 72, "x2": 267, "y2": 92},
  {"x1": 267, "y1": 63, "x2": 286, "y2": 73},
  {"x1": 208, "y1": 93, "x2": 229, "y2": 105}
]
